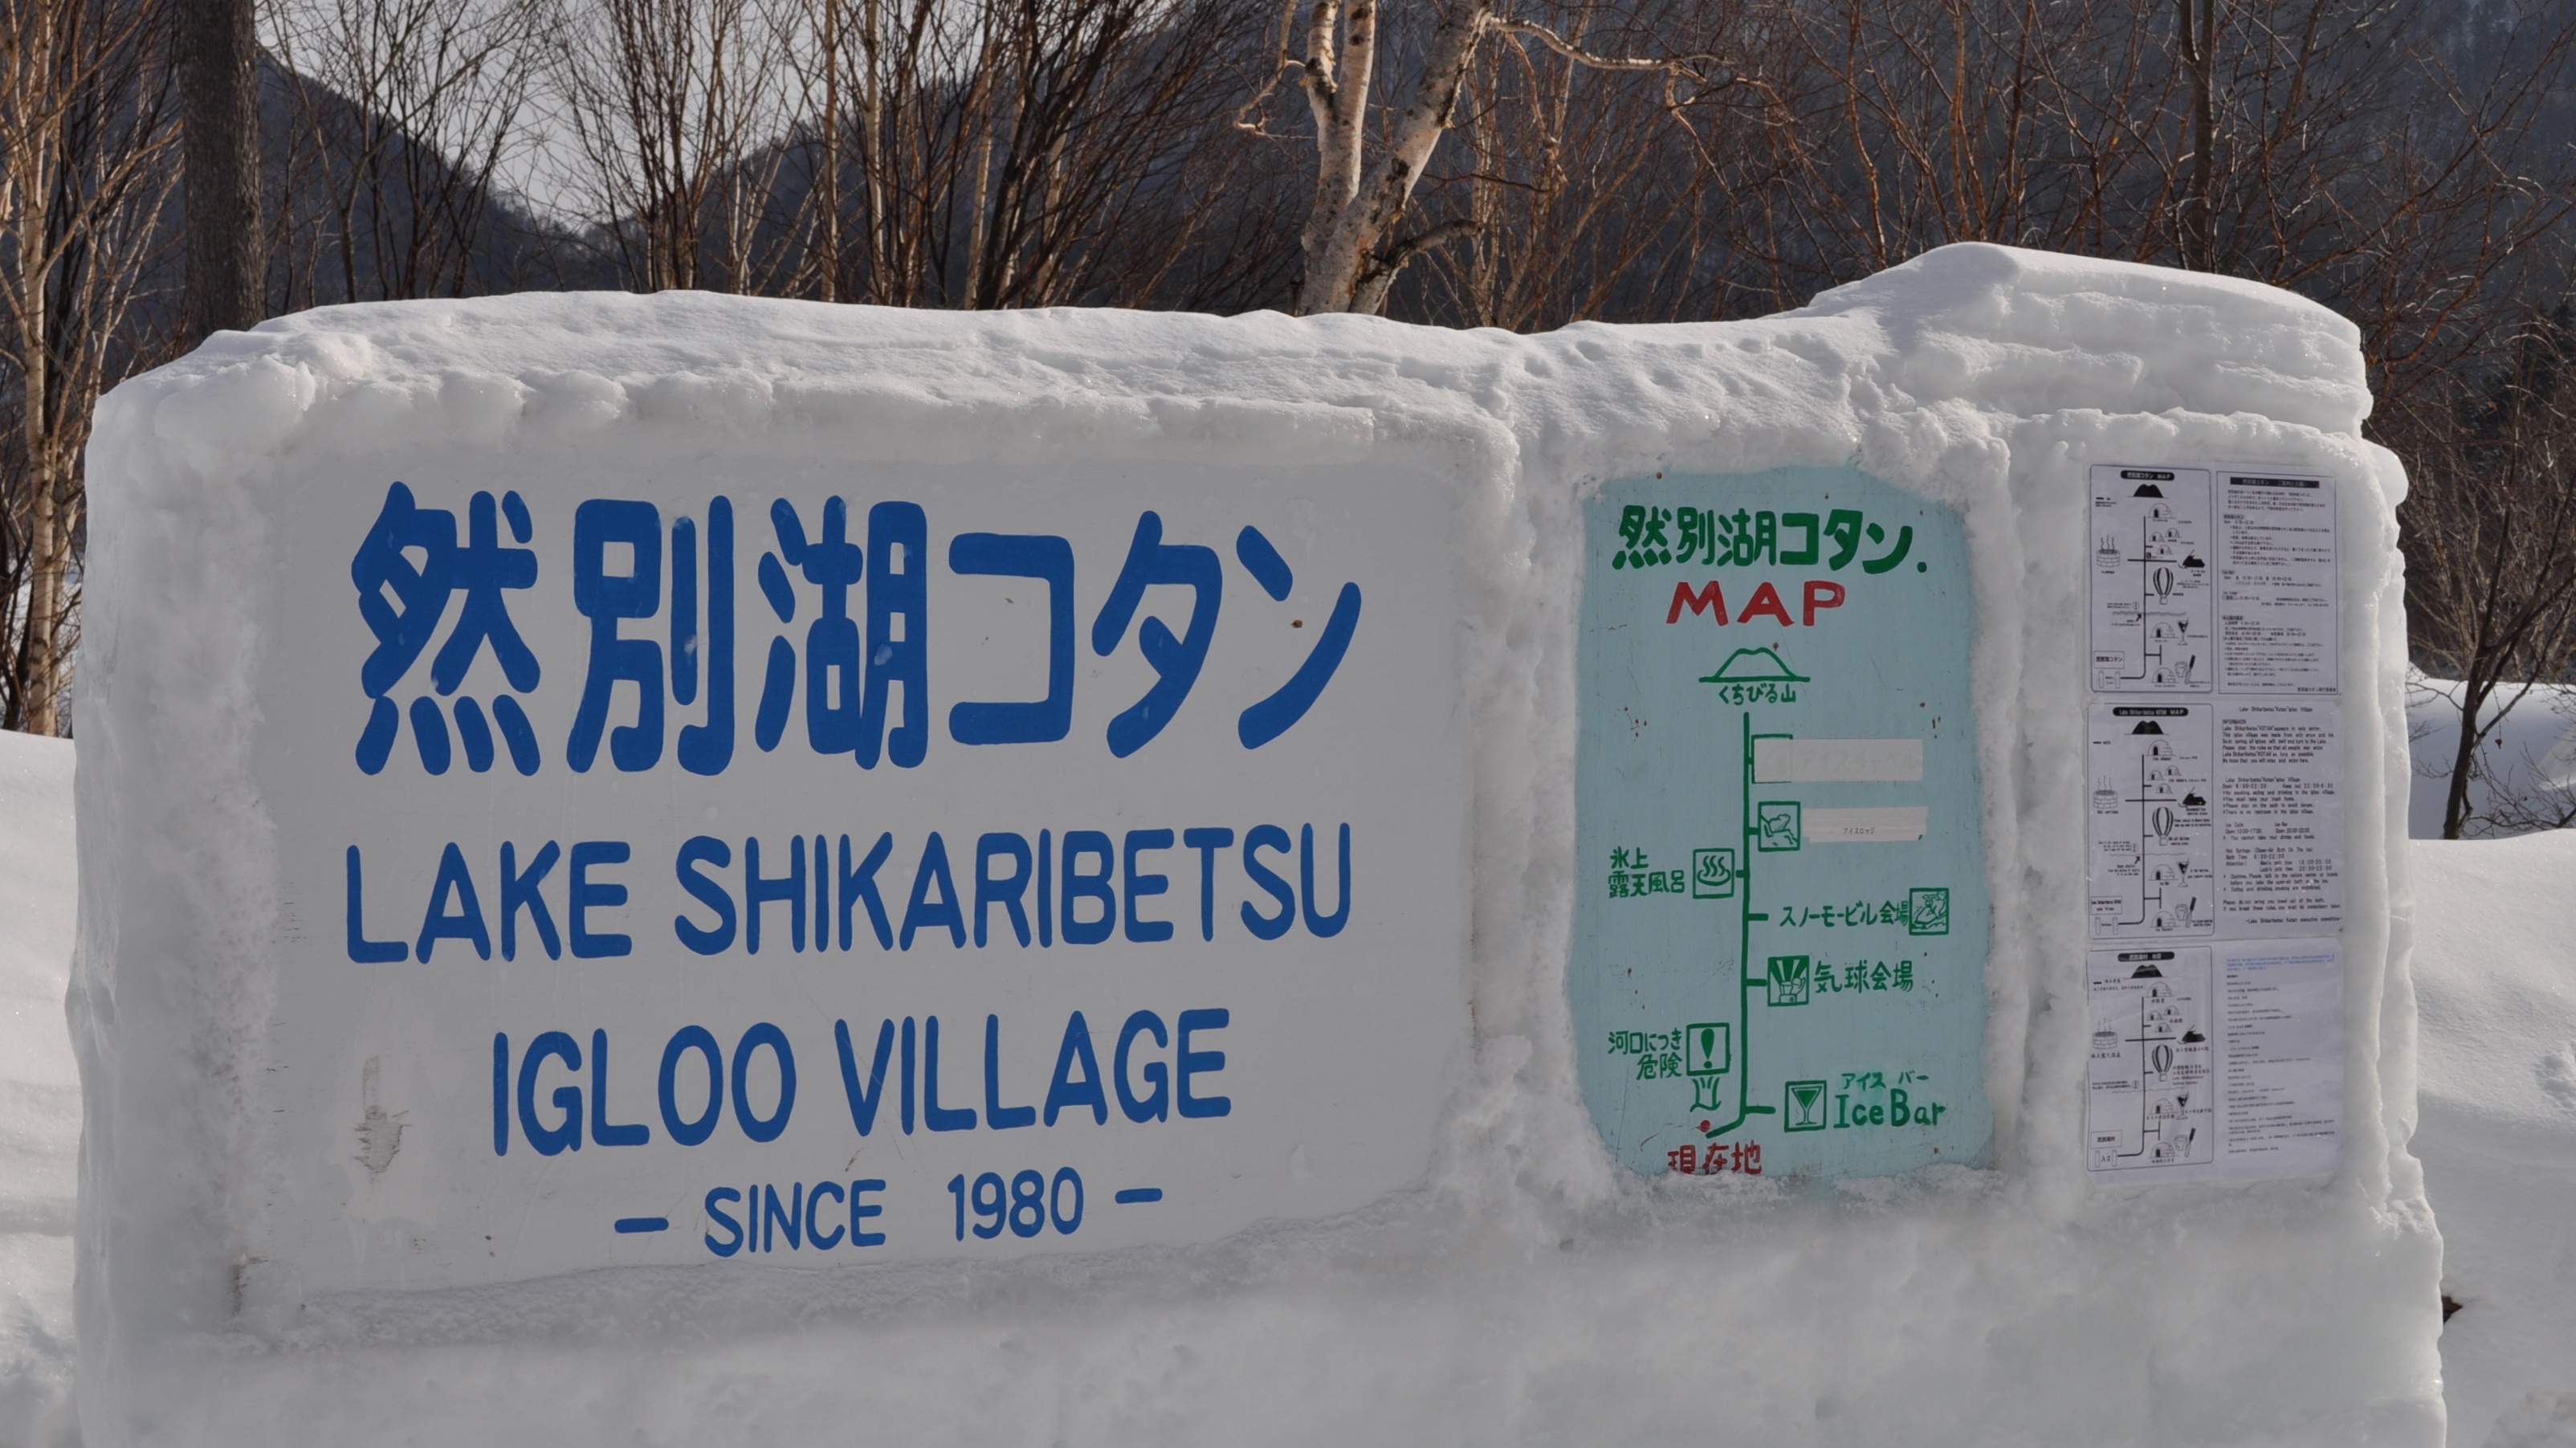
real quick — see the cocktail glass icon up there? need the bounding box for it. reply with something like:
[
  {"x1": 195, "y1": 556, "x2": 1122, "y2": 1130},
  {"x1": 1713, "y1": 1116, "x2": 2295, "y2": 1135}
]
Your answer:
[{"x1": 1786, "y1": 1079, "x2": 1828, "y2": 1131}]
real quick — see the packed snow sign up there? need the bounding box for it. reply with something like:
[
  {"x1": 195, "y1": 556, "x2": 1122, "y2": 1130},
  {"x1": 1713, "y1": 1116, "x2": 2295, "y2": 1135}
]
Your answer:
[
  {"x1": 74, "y1": 247, "x2": 2435, "y2": 1446},
  {"x1": 181, "y1": 402, "x2": 1468, "y2": 1290}
]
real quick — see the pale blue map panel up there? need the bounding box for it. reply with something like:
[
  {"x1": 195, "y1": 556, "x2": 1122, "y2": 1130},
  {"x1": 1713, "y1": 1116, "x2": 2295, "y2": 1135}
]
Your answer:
[{"x1": 1573, "y1": 467, "x2": 1991, "y2": 1180}]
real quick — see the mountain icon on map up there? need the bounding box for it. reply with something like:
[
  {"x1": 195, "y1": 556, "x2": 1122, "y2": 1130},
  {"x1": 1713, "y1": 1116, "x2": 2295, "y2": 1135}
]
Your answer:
[{"x1": 1698, "y1": 647, "x2": 1809, "y2": 684}]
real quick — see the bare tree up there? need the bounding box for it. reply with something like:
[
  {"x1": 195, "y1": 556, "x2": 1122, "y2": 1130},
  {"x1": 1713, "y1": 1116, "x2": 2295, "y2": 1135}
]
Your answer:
[
  {"x1": 266, "y1": 0, "x2": 540, "y2": 304},
  {"x1": 551, "y1": 0, "x2": 791, "y2": 292},
  {"x1": 2478, "y1": 686, "x2": 2576, "y2": 834},
  {"x1": 1403, "y1": 0, "x2": 1771, "y2": 328},
  {"x1": 1241, "y1": 0, "x2": 1729, "y2": 316},
  {"x1": 771, "y1": 0, "x2": 1267, "y2": 310},
  {"x1": 0, "y1": 0, "x2": 178, "y2": 735},
  {"x1": 1663, "y1": 0, "x2": 2576, "y2": 406},
  {"x1": 2399, "y1": 308, "x2": 2576, "y2": 838}
]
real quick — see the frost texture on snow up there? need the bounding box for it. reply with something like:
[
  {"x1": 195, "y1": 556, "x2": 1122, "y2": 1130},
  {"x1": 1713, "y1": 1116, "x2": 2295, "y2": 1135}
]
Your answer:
[
  {"x1": 0, "y1": 730, "x2": 76, "y2": 1448},
  {"x1": 64, "y1": 243, "x2": 2439, "y2": 1445}
]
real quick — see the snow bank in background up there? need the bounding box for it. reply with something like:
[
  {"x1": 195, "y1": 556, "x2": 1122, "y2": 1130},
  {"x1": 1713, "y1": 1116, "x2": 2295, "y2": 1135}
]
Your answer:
[
  {"x1": 0, "y1": 729, "x2": 75, "y2": 1448},
  {"x1": 67, "y1": 244, "x2": 2434, "y2": 1446},
  {"x1": 2407, "y1": 679, "x2": 2576, "y2": 839},
  {"x1": 2411, "y1": 832, "x2": 2576, "y2": 1447}
]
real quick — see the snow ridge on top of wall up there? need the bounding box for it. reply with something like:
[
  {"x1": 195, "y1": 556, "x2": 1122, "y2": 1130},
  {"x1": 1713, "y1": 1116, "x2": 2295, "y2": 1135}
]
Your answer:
[{"x1": 101, "y1": 243, "x2": 2370, "y2": 492}]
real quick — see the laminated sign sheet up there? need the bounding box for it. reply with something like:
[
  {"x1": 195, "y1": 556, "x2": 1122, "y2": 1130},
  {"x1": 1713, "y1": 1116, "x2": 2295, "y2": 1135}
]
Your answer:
[
  {"x1": 2216, "y1": 474, "x2": 2340, "y2": 695},
  {"x1": 1571, "y1": 467, "x2": 1991, "y2": 1179},
  {"x1": 243, "y1": 459, "x2": 1471, "y2": 1292},
  {"x1": 2085, "y1": 700, "x2": 2344, "y2": 939},
  {"x1": 2089, "y1": 467, "x2": 2215, "y2": 693},
  {"x1": 2083, "y1": 463, "x2": 2346, "y2": 1185},
  {"x1": 2085, "y1": 940, "x2": 2344, "y2": 1182}
]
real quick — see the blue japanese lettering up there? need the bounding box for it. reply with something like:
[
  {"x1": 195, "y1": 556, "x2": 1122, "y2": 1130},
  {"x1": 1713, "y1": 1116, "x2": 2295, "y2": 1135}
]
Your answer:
[
  {"x1": 567, "y1": 500, "x2": 664, "y2": 773},
  {"x1": 947, "y1": 532, "x2": 1074, "y2": 744},
  {"x1": 1233, "y1": 526, "x2": 1363, "y2": 749},
  {"x1": 673, "y1": 499, "x2": 737, "y2": 775},
  {"x1": 352, "y1": 483, "x2": 541, "y2": 775},
  {"x1": 756, "y1": 498, "x2": 928, "y2": 767},
  {"x1": 1090, "y1": 512, "x2": 1220, "y2": 758},
  {"x1": 861, "y1": 502, "x2": 930, "y2": 768}
]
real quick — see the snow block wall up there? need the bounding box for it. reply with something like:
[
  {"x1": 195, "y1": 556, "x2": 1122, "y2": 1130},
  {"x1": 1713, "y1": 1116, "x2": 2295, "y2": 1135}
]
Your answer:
[{"x1": 72, "y1": 243, "x2": 2432, "y2": 1446}]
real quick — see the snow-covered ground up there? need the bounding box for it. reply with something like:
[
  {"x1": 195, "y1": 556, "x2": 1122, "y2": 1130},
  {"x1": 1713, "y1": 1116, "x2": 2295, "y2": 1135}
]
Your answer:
[
  {"x1": 0, "y1": 722, "x2": 2570, "y2": 1442},
  {"x1": 2411, "y1": 829, "x2": 2576, "y2": 1448}
]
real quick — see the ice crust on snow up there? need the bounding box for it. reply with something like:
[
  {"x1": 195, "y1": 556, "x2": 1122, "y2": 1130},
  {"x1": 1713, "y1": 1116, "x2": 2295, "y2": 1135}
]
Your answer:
[{"x1": 68, "y1": 243, "x2": 2436, "y2": 1445}]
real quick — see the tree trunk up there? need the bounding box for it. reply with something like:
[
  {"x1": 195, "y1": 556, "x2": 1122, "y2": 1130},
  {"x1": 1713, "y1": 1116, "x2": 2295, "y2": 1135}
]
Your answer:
[
  {"x1": 1300, "y1": 1, "x2": 1486, "y2": 314},
  {"x1": 180, "y1": 0, "x2": 264, "y2": 341},
  {"x1": 1296, "y1": 0, "x2": 1375, "y2": 294},
  {"x1": 818, "y1": 0, "x2": 842, "y2": 303},
  {"x1": 22, "y1": 354, "x2": 60, "y2": 736},
  {"x1": 2443, "y1": 676, "x2": 2488, "y2": 838},
  {"x1": 2177, "y1": 0, "x2": 2216, "y2": 270}
]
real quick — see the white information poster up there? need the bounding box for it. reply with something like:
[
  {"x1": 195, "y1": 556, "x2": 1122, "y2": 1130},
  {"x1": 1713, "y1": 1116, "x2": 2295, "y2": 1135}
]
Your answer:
[
  {"x1": 2216, "y1": 938, "x2": 2345, "y2": 1177},
  {"x1": 2215, "y1": 700, "x2": 2343, "y2": 935},
  {"x1": 2085, "y1": 948, "x2": 2215, "y2": 1172},
  {"x1": 2086, "y1": 704, "x2": 2216, "y2": 939},
  {"x1": 2089, "y1": 465, "x2": 2215, "y2": 693},
  {"x1": 2085, "y1": 700, "x2": 2345, "y2": 940},
  {"x1": 2085, "y1": 938, "x2": 2342, "y2": 1183},
  {"x1": 2217, "y1": 472, "x2": 2339, "y2": 695},
  {"x1": 2085, "y1": 459, "x2": 2346, "y2": 1185}
]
